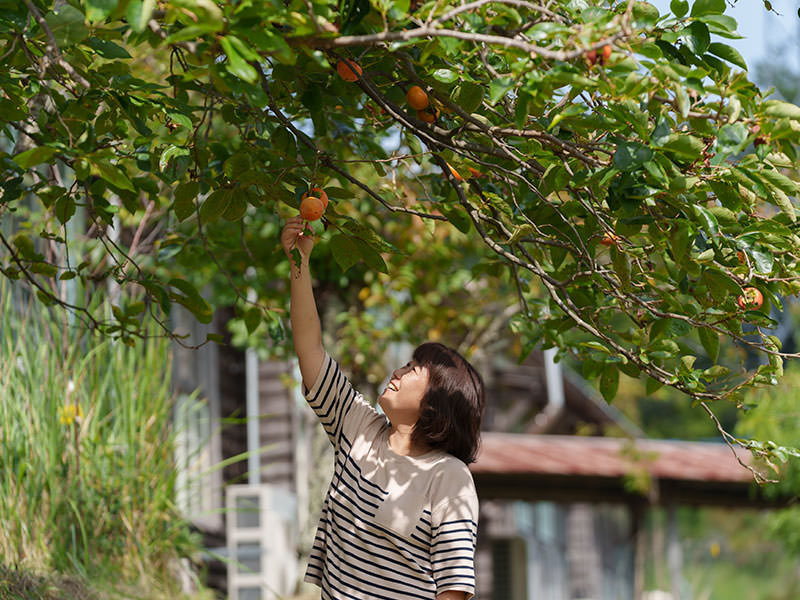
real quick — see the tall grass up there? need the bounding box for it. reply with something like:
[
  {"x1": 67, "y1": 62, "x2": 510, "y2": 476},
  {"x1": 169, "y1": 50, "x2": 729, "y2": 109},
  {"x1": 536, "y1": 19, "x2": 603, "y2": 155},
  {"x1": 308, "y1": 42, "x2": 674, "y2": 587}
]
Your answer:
[{"x1": 0, "y1": 281, "x2": 203, "y2": 596}]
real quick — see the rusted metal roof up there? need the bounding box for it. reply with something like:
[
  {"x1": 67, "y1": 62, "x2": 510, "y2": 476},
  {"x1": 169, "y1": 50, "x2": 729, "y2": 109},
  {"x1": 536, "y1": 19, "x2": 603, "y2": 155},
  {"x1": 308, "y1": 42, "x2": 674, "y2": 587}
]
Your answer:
[
  {"x1": 470, "y1": 433, "x2": 780, "y2": 507},
  {"x1": 473, "y1": 433, "x2": 753, "y2": 481}
]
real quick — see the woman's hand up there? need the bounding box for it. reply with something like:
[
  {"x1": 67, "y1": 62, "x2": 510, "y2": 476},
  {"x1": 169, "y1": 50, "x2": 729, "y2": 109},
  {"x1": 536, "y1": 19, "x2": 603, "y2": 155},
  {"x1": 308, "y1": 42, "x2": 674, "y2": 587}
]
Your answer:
[{"x1": 281, "y1": 216, "x2": 315, "y2": 262}]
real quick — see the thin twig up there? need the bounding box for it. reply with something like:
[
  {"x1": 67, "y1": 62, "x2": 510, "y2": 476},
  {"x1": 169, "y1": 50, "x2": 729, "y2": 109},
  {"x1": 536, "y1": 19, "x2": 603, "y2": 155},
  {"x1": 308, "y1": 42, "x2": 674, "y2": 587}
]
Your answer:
[{"x1": 22, "y1": 0, "x2": 90, "y2": 90}]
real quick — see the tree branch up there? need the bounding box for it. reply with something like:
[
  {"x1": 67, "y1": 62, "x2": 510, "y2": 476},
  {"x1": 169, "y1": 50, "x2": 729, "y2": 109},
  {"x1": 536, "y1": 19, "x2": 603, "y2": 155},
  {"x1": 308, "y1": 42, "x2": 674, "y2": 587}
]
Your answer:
[
  {"x1": 22, "y1": 0, "x2": 90, "y2": 91},
  {"x1": 291, "y1": 26, "x2": 628, "y2": 62}
]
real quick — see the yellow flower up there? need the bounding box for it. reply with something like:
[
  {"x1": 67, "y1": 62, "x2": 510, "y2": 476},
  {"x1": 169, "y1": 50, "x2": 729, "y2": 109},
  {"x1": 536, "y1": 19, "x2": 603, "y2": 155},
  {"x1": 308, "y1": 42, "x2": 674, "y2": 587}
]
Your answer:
[{"x1": 58, "y1": 403, "x2": 82, "y2": 426}]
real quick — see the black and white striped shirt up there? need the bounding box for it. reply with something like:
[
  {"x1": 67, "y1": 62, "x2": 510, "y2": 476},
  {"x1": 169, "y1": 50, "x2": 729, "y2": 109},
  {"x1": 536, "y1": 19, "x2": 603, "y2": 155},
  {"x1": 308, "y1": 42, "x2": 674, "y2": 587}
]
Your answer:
[{"x1": 304, "y1": 353, "x2": 479, "y2": 599}]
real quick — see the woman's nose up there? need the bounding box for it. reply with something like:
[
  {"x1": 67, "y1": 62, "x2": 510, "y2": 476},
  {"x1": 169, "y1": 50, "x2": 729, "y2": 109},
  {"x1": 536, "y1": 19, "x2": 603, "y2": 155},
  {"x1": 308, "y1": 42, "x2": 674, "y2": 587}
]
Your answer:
[{"x1": 393, "y1": 365, "x2": 409, "y2": 379}]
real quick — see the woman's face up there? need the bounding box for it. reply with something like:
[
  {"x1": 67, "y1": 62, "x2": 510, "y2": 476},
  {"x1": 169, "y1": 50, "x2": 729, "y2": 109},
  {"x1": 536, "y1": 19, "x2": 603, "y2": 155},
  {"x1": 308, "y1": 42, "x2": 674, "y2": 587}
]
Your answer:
[{"x1": 378, "y1": 360, "x2": 430, "y2": 423}]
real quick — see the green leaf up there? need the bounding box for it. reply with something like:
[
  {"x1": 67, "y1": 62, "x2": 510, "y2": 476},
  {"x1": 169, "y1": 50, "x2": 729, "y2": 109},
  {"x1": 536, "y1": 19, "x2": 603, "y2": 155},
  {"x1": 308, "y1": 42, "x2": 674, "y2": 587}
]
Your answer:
[
  {"x1": 698, "y1": 327, "x2": 719, "y2": 363},
  {"x1": 693, "y1": 204, "x2": 719, "y2": 236},
  {"x1": 760, "y1": 168, "x2": 799, "y2": 195},
  {"x1": 717, "y1": 123, "x2": 747, "y2": 154},
  {"x1": 87, "y1": 38, "x2": 132, "y2": 59},
  {"x1": 706, "y1": 42, "x2": 747, "y2": 70},
  {"x1": 340, "y1": 0, "x2": 370, "y2": 34},
  {"x1": 159, "y1": 145, "x2": 191, "y2": 172},
  {"x1": 167, "y1": 111, "x2": 193, "y2": 130},
  {"x1": 514, "y1": 92, "x2": 531, "y2": 128},
  {"x1": 698, "y1": 15, "x2": 739, "y2": 36},
  {"x1": 614, "y1": 141, "x2": 653, "y2": 171},
  {"x1": 330, "y1": 233, "x2": 362, "y2": 272},
  {"x1": 750, "y1": 245, "x2": 775, "y2": 273},
  {"x1": 673, "y1": 83, "x2": 690, "y2": 119},
  {"x1": 680, "y1": 21, "x2": 710, "y2": 55},
  {"x1": 165, "y1": 23, "x2": 222, "y2": 44},
  {"x1": 84, "y1": 0, "x2": 118, "y2": 23},
  {"x1": 489, "y1": 77, "x2": 514, "y2": 105},
  {"x1": 432, "y1": 69, "x2": 459, "y2": 84},
  {"x1": 13, "y1": 147, "x2": 57, "y2": 169},
  {"x1": 0, "y1": 98, "x2": 27, "y2": 121},
  {"x1": 271, "y1": 127, "x2": 296, "y2": 158},
  {"x1": 670, "y1": 0, "x2": 689, "y2": 17},
  {"x1": 252, "y1": 31, "x2": 295, "y2": 65},
  {"x1": 599, "y1": 364, "x2": 619, "y2": 403},
  {"x1": 220, "y1": 36, "x2": 258, "y2": 84},
  {"x1": 169, "y1": 278, "x2": 213, "y2": 323},
  {"x1": 611, "y1": 246, "x2": 631, "y2": 289},
  {"x1": 126, "y1": 0, "x2": 156, "y2": 33},
  {"x1": 173, "y1": 181, "x2": 199, "y2": 221},
  {"x1": 439, "y1": 202, "x2": 472, "y2": 234},
  {"x1": 632, "y1": 2, "x2": 660, "y2": 27},
  {"x1": 199, "y1": 189, "x2": 232, "y2": 223},
  {"x1": 658, "y1": 134, "x2": 704, "y2": 159},
  {"x1": 54, "y1": 195, "x2": 76, "y2": 225},
  {"x1": 690, "y1": 0, "x2": 725, "y2": 17},
  {"x1": 224, "y1": 152, "x2": 253, "y2": 179},
  {"x1": 771, "y1": 188, "x2": 796, "y2": 223},
  {"x1": 763, "y1": 100, "x2": 800, "y2": 121},
  {"x1": 222, "y1": 195, "x2": 247, "y2": 221},
  {"x1": 244, "y1": 307, "x2": 261, "y2": 334},
  {"x1": 91, "y1": 160, "x2": 135, "y2": 192},
  {"x1": 645, "y1": 376, "x2": 663, "y2": 395},
  {"x1": 44, "y1": 4, "x2": 88, "y2": 47},
  {"x1": 226, "y1": 35, "x2": 261, "y2": 62}
]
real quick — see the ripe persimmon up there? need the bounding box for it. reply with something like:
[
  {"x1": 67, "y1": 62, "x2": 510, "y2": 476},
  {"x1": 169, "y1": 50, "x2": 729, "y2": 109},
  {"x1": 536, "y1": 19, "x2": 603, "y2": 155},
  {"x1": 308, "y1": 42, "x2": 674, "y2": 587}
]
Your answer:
[
  {"x1": 600, "y1": 232, "x2": 618, "y2": 246},
  {"x1": 337, "y1": 59, "x2": 362, "y2": 82},
  {"x1": 417, "y1": 108, "x2": 439, "y2": 123},
  {"x1": 406, "y1": 85, "x2": 429, "y2": 110},
  {"x1": 300, "y1": 196, "x2": 325, "y2": 221},
  {"x1": 737, "y1": 287, "x2": 763, "y2": 310},
  {"x1": 446, "y1": 162, "x2": 463, "y2": 182},
  {"x1": 303, "y1": 187, "x2": 328, "y2": 209},
  {"x1": 586, "y1": 44, "x2": 612, "y2": 67}
]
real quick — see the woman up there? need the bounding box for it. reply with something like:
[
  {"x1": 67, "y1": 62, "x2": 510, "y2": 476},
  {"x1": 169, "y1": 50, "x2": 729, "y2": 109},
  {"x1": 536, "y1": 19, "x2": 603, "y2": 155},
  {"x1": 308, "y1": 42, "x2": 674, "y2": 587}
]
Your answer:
[{"x1": 281, "y1": 216, "x2": 485, "y2": 600}]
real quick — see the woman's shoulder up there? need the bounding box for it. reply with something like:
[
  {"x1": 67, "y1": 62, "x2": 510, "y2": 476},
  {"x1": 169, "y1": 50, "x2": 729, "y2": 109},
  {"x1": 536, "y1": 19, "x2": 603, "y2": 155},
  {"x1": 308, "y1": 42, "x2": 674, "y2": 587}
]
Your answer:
[{"x1": 426, "y1": 453, "x2": 477, "y2": 496}]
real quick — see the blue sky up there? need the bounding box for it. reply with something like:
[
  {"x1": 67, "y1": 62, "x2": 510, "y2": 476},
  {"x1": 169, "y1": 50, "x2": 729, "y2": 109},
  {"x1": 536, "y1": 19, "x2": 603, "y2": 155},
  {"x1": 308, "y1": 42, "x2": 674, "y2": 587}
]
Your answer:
[{"x1": 649, "y1": 0, "x2": 800, "y2": 71}]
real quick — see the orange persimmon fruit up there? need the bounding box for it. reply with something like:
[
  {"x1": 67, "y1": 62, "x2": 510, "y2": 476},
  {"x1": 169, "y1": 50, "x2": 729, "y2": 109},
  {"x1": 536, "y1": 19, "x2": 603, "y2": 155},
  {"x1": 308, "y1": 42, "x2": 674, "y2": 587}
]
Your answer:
[
  {"x1": 303, "y1": 187, "x2": 328, "y2": 209},
  {"x1": 406, "y1": 85, "x2": 429, "y2": 110},
  {"x1": 737, "y1": 287, "x2": 763, "y2": 310},
  {"x1": 337, "y1": 59, "x2": 362, "y2": 82},
  {"x1": 446, "y1": 162, "x2": 463, "y2": 182},
  {"x1": 299, "y1": 196, "x2": 325, "y2": 221}
]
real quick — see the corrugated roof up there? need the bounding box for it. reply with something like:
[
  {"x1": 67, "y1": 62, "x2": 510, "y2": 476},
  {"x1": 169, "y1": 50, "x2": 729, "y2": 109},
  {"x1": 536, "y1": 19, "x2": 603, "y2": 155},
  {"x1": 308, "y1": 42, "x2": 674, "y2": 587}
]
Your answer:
[{"x1": 472, "y1": 433, "x2": 755, "y2": 483}]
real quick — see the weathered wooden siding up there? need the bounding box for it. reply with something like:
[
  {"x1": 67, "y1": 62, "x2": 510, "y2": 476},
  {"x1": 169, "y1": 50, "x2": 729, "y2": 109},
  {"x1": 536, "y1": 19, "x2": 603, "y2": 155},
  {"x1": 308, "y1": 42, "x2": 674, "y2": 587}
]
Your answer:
[{"x1": 256, "y1": 360, "x2": 296, "y2": 491}]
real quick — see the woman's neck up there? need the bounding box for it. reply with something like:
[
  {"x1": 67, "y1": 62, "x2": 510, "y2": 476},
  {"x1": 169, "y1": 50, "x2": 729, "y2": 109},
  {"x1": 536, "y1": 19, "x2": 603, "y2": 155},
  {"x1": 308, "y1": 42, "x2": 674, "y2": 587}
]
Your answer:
[{"x1": 388, "y1": 426, "x2": 429, "y2": 457}]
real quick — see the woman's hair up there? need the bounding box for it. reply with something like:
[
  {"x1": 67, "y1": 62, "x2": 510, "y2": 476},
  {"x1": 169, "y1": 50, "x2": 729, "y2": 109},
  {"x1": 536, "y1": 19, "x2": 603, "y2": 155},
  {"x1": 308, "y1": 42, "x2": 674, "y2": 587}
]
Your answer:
[{"x1": 410, "y1": 342, "x2": 485, "y2": 464}]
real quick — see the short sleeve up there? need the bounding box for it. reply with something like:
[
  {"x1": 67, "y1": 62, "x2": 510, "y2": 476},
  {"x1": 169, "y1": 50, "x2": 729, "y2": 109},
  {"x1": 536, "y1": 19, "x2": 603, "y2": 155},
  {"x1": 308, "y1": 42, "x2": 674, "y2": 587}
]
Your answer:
[
  {"x1": 430, "y1": 492, "x2": 479, "y2": 598},
  {"x1": 304, "y1": 352, "x2": 383, "y2": 448}
]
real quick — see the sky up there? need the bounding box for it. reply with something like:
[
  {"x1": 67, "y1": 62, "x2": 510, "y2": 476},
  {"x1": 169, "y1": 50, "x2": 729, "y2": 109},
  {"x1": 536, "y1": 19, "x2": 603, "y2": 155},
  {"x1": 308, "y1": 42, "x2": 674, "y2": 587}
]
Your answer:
[{"x1": 649, "y1": 0, "x2": 800, "y2": 72}]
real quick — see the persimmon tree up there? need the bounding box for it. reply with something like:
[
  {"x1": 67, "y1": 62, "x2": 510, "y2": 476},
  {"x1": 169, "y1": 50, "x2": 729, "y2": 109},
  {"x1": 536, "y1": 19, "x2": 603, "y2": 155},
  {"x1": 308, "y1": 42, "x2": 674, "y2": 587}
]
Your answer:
[{"x1": 3, "y1": 0, "x2": 800, "y2": 470}]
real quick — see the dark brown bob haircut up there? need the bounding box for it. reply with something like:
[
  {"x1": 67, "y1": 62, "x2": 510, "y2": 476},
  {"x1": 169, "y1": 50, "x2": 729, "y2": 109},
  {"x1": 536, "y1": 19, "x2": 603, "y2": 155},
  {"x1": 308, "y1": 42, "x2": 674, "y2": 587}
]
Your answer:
[{"x1": 410, "y1": 342, "x2": 485, "y2": 464}]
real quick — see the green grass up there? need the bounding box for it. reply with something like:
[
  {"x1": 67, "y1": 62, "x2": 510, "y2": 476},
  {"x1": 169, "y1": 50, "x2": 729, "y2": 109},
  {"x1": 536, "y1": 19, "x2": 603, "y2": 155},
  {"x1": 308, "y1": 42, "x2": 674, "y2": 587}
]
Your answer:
[
  {"x1": 645, "y1": 507, "x2": 800, "y2": 600},
  {"x1": 0, "y1": 281, "x2": 208, "y2": 597},
  {"x1": 684, "y1": 554, "x2": 800, "y2": 600}
]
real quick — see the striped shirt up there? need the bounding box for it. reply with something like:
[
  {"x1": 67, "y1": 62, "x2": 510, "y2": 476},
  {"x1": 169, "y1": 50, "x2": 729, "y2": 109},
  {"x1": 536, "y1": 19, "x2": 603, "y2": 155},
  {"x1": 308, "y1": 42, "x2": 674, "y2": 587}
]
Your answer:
[{"x1": 303, "y1": 353, "x2": 479, "y2": 599}]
